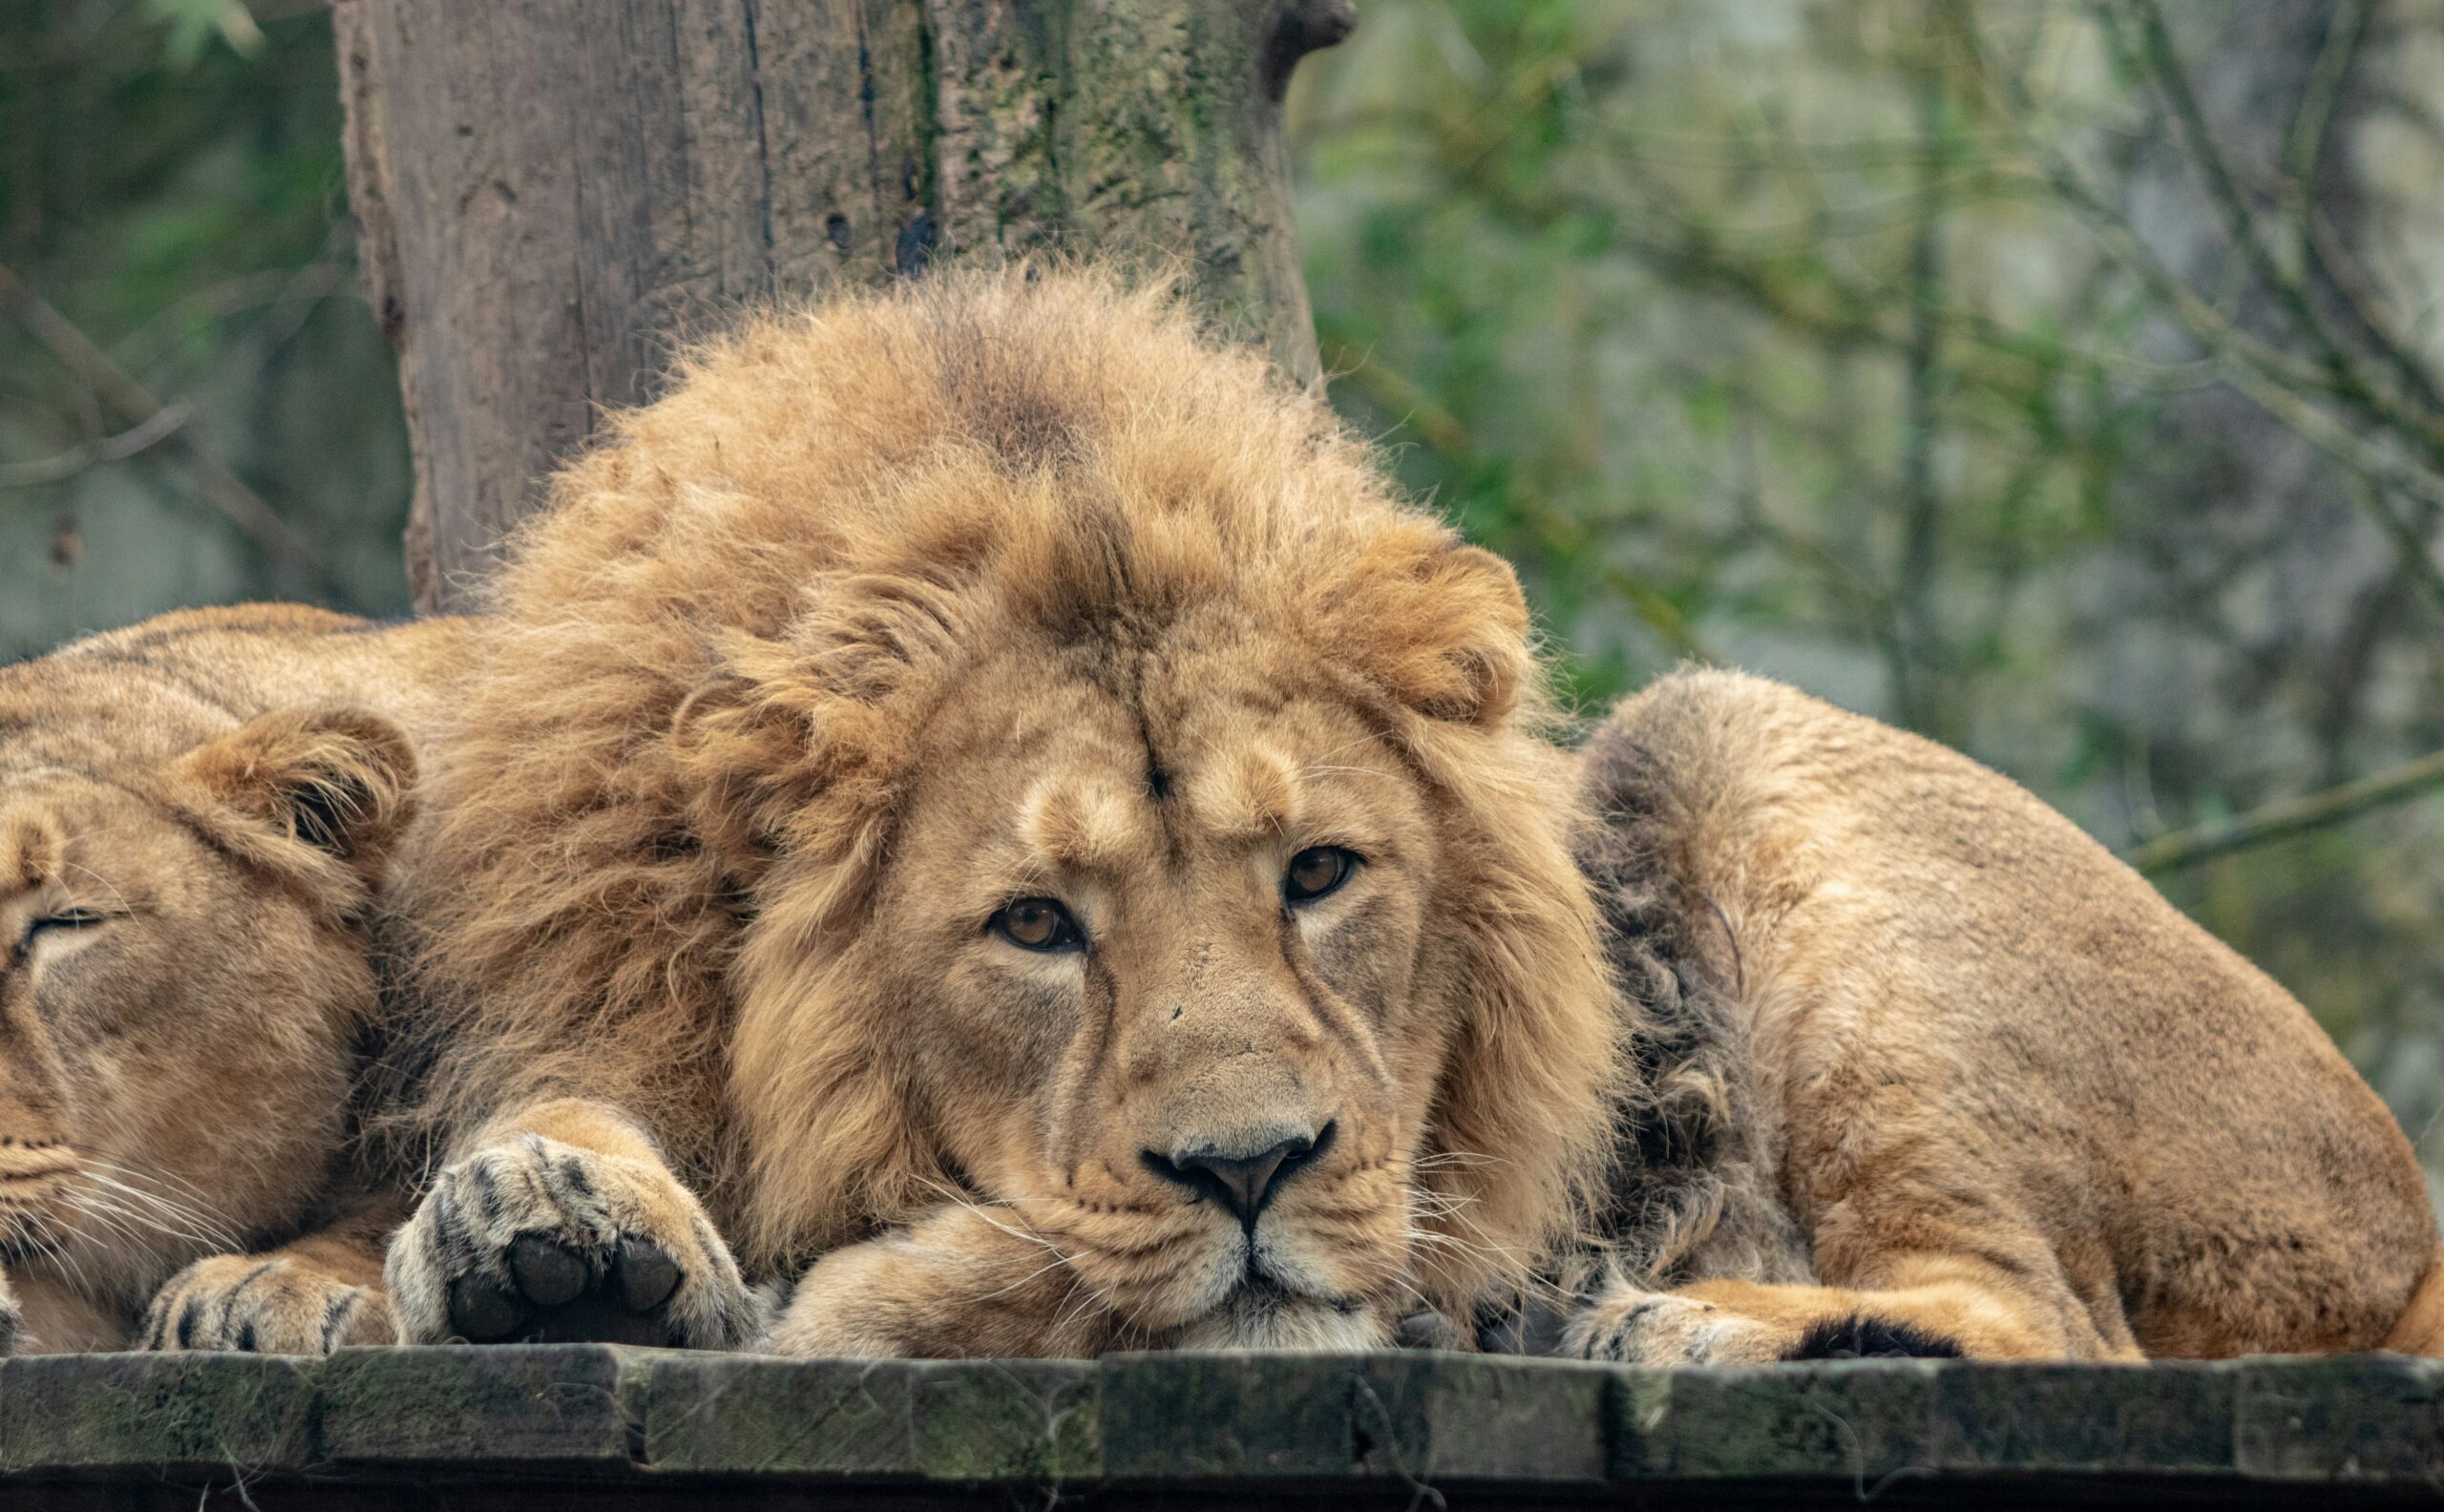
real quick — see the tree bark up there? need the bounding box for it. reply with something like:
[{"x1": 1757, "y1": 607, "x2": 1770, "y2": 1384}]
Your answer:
[{"x1": 334, "y1": 0, "x2": 1354, "y2": 612}]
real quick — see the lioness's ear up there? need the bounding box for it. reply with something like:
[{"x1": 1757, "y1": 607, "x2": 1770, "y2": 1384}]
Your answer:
[
  {"x1": 175, "y1": 707, "x2": 418, "y2": 887},
  {"x1": 1332, "y1": 535, "x2": 1533, "y2": 727}
]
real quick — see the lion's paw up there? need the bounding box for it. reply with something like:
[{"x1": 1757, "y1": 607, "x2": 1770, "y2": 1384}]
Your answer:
[
  {"x1": 385, "y1": 1135, "x2": 757, "y2": 1349},
  {"x1": 140, "y1": 1254, "x2": 394, "y2": 1354},
  {"x1": 1563, "y1": 1283, "x2": 1779, "y2": 1365}
]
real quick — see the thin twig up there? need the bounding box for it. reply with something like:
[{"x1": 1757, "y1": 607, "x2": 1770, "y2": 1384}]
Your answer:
[
  {"x1": 0, "y1": 404, "x2": 190, "y2": 488},
  {"x1": 1893, "y1": 57, "x2": 1949, "y2": 733},
  {"x1": 2210, "y1": 340, "x2": 2444, "y2": 514},
  {"x1": 2127, "y1": 749, "x2": 2444, "y2": 874},
  {"x1": 2277, "y1": 0, "x2": 2373, "y2": 272},
  {"x1": 2346, "y1": 474, "x2": 2444, "y2": 618},
  {"x1": 0, "y1": 260, "x2": 354, "y2": 604}
]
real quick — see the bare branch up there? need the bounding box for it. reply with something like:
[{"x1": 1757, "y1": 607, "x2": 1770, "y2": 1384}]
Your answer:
[
  {"x1": 2127, "y1": 748, "x2": 2444, "y2": 874},
  {"x1": 2348, "y1": 474, "x2": 2444, "y2": 619},
  {"x1": 2277, "y1": 0, "x2": 2373, "y2": 259},
  {"x1": 2110, "y1": 0, "x2": 2444, "y2": 459},
  {"x1": 0, "y1": 261, "x2": 355, "y2": 605},
  {"x1": 0, "y1": 404, "x2": 190, "y2": 488}
]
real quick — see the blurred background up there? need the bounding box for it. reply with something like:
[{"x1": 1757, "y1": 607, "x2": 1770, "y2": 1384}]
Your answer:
[{"x1": 5, "y1": 2, "x2": 2441, "y2": 1177}]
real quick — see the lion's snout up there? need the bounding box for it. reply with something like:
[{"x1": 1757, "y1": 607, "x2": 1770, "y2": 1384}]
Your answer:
[
  {"x1": 1139, "y1": 1119, "x2": 1336, "y2": 1227},
  {"x1": 0, "y1": 1138, "x2": 77, "y2": 1251}
]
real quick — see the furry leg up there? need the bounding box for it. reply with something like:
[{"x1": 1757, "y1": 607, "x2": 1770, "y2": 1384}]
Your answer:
[
  {"x1": 1567, "y1": 1253, "x2": 2127, "y2": 1363},
  {"x1": 767, "y1": 1204, "x2": 1127, "y2": 1359}
]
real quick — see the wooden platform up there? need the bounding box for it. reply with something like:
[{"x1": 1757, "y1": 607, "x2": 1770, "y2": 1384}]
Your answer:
[{"x1": 3, "y1": 1346, "x2": 2439, "y2": 1507}]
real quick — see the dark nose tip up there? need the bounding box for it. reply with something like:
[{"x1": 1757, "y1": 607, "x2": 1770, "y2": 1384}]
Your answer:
[{"x1": 1142, "y1": 1122, "x2": 1337, "y2": 1226}]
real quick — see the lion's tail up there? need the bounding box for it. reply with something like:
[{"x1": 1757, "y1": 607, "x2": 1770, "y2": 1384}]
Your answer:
[{"x1": 2382, "y1": 1246, "x2": 2444, "y2": 1356}]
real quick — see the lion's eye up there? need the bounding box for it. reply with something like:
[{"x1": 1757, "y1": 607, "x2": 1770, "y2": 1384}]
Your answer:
[
  {"x1": 21, "y1": 910, "x2": 109, "y2": 953},
  {"x1": 989, "y1": 897, "x2": 1084, "y2": 954},
  {"x1": 1284, "y1": 846, "x2": 1358, "y2": 905}
]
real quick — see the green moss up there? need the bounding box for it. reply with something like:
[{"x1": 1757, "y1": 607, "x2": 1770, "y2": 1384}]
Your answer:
[{"x1": 0, "y1": 1354, "x2": 319, "y2": 1472}]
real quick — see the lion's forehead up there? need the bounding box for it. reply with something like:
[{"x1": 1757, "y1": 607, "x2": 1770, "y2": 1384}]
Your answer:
[
  {"x1": 911, "y1": 670, "x2": 1418, "y2": 895},
  {"x1": 0, "y1": 774, "x2": 211, "y2": 916},
  {"x1": 0, "y1": 777, "x2": 112, "y2": 885}
]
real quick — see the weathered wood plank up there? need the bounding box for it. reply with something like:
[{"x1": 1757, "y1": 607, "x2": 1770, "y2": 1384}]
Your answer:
[{"x1": 2, "y1": 1348, "x2": 2440, "y2": 1507}]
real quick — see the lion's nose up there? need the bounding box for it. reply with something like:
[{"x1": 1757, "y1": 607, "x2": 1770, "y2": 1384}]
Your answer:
[{"x1": 1142, "y1": 1122, "x2": 1336, "y2": 1226}]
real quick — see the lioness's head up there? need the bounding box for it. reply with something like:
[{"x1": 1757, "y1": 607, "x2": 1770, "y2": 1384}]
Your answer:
[
  {"x1": 0, "y1": 678, "x2": 411, "y2": 1317},
  {"x1": 441, "y1": 268, "x2": 1622, "y2": 1347}
]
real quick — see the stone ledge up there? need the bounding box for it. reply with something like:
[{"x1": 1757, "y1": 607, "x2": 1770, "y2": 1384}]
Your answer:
[{"x1": 0, "y1": 1347, "x2": 2436, "y2": 1506}]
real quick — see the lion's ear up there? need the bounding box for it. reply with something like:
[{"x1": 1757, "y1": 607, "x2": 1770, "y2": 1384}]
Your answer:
[
  {"x1": 1332, "y1": 535, "x2": 1533, "y2": 727},
  {"x1": 174, "y1": 706, "x2": 418, "y2": 889}
]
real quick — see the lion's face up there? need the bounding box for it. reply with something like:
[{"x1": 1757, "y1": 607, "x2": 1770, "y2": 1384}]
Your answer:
[
  {"x1": 859, "y1": 629, "x2": 1456, "y2": 1342},
  {"x1": 0, "y1": 708, "x2": 411, "y2": 1307}
]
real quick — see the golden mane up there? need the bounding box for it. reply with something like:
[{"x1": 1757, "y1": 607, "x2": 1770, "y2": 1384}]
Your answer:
[{"x1": 407, "y1": 266, "x2": 1621, "y2": 1311}]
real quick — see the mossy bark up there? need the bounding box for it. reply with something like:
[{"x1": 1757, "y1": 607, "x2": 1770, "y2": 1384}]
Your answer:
[{"x1": 333, "y1": 0, "x2": 1354, "y2": 612}]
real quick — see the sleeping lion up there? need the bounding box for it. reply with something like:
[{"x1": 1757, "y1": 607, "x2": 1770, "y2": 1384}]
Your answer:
[
  {"x1": 384, "y1": 266, "x2": 2439, "y2": 1361},
  {"x1": 0, "y1": 605, "x2": 465, "y2": 1354}
]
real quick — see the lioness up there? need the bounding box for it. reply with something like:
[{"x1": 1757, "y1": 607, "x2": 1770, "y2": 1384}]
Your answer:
[
  {"x1": 384, "y1": 267, "x2": 2437, "y2": 1360},
  {"x1": 1565, "y1": 668, "x2": 2442, "y2": 1361},
  {"x1": 0, "y1": 605, "x2": 467, "y2": 1354}
]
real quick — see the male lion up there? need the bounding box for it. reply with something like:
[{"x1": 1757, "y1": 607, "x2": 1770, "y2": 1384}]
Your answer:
[
  {"x1": 387, "y1": 267, "x2": 2437, "y2": 1361},
  {"x1": 0, "y1": 605, "x2": 466, "y2": 1354},
  {"x1": 384, "y1": 268, "x2": 1615, "y2": 1353}
]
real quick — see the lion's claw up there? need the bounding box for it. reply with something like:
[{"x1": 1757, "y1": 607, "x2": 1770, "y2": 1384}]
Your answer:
[{"x1": 387, "y1": 1135, "x2": 757, "y2": 1349}]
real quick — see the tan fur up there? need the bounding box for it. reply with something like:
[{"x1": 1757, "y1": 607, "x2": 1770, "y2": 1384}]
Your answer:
[
  {"x1": 0, "y1": 605, "x2": 471, "y2": 1354},
  {"x1": 390, "y1": 267, "x2": 1621, "y2": 1354},
  {"x1": 1568, "y1": 669, "x2": 2439, "y2": 1362}
]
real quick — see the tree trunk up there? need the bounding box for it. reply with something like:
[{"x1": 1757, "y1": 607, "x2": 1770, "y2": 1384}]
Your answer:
[{"x1": 333, "y1": 0, "x2": 1354, "y2": 612}]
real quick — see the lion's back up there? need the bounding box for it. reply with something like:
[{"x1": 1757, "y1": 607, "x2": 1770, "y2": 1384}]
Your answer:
[
  {"x1": 5, "y1": 605, "x2": 473, "y2": 772},
  {"x1": 1580, "y1": 666, "x2": 2433, "y2": 1354}
]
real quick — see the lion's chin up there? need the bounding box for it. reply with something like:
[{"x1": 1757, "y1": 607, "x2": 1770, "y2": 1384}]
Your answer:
[{"x1": 1166, "y1": 1277, "x2": 1391, "y2": 1352}]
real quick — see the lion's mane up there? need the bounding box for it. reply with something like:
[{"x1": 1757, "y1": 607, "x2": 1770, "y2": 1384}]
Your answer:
[{"x1": 402, "y1": 267, "x2": 1621, "y2": 1312}]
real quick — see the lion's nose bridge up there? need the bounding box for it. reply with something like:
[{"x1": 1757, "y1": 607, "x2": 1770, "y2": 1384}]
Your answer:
[
  {"x1": 1120, "y1": 948, "x2": 1341, "y2": 1195},
  {"x1": 0, "y1": 1013, "x2": 69, "y2": 1159},
  {"x1": 0, "y1": 1072, "x2": 72, "y2": 1179}
]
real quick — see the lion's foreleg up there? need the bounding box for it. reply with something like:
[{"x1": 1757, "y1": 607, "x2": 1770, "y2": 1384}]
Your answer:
[
  {"x1": 1568, "y1": 1253, "x2": 2128, "y2": 1364},
  {"x1": 767, "y1": 1204, "x2": 1127, "y2": 1360},
  {"x1": 384, "y1": 1097, "x2": 759, "y2": 1348}
]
